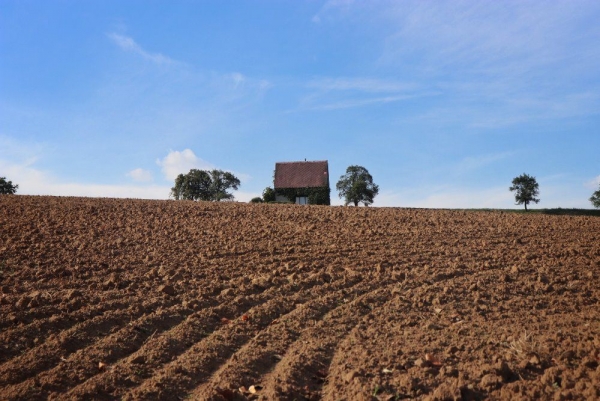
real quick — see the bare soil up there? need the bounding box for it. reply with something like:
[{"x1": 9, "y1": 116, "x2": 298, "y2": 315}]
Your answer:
[{"x1": 1, "y1": 196, "x2": 599, "y2": 400}]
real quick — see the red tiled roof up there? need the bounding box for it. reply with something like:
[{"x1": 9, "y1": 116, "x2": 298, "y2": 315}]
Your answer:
[{"x1": 274, "y1": 160, "x2": 329, "y2": 189}]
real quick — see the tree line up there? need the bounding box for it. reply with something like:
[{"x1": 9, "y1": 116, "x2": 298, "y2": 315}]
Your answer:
[{"x1": 2, "y1": 171, "x2": 600, "y2": 210}]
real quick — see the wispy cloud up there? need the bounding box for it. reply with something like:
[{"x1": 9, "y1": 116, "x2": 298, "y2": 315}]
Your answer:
[
  {"x1": 126, "y1": 168, "x2": 153, "y2": 182},
  {"x1": 308, "y1": 77, "x2": 416, "y2": 93},
  {"x1": 585, "y1": 175, "x2": 600, "y2": 189},
  {"x1": 455, "y1": 151, "x2": 517, "y2": 174},
  {"x1": 377, "y1": 1, "x2": 600, "y2": 75},
  {"x1": 107, "y1": 32, "x2": 177, "y2": 65},
  {"x1": 299, "y1": 76, "x2": 435, "y2": 111},
  {"x1": 313, "y1": 1, "x2": 600, "y2": 124},
  {"x1": 231, "y1": 72, "x2": 245, "y2": 89},
  {"x1": 302, "y1": 94, "x2": 421, "y2": 111},
  {"x1": 312, "y1": 0, "x2": 357, "y2": 23}
]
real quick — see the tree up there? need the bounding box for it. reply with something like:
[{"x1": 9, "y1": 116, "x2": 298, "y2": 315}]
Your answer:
[
  {"x1": 0, "y1": 177, "x2": 18, "y2": 195},
  {"x1": 250, "y1": 197, "x2": 263, "y2": 203},
  {"x1": 170, "y1": 169, "x2": 240, "y2": 201},
  {"x1": 262, "y1": 187, "x2": 276, "y2": 202},
  {"x1": 209, "y1": 170, "x2": 241, "y2": 201},
  {"x1": 509, "y1": 173, "x2": 540, "y2": 211},
  {"x1": 336, "y1": 165, "x2": 379, "y2": 206},
  {"x1": 590, "y1": 185, "x2": 600, "y2": 209}
]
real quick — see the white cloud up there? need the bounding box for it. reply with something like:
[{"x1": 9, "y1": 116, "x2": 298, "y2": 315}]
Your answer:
[
  {"x1": 107, "y1": 32, "x2": 176, "y2": 65},
  {"x1": 155, "y1": 149, "x2": 252, "y2": 184},
  {"x1": 0, "y1": 158, "x2": 170, "y2": 199},
  {"x1": 126, "y1": 168, "x2": 153, "y2": 182},
  {"x1": 0, "y1": 147, "x2": 252, "y2": 200},
  {"x1": 156, "y1": 149, "x2": 215, "y2": 181}
]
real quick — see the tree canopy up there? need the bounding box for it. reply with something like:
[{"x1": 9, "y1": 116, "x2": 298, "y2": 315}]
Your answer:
[
  {"x1": 590, "y1": 185, "x2": 600, "y2": 209},
  {"x1": 170, "y1": 169, "x2": 240, "y2": 201},
  {"x1": 0, "y1": 177, "x2": 18, "y2": 195},
  {"x1": 336, "y1": 165, "x2": 379, "y2": 206},
  {"x1": 509, "y1": 173, "x2": 540, "y2": 211}
]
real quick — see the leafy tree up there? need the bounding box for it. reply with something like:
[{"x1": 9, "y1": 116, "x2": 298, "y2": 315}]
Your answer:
[
  {"x1": 509, "y1": 173, "x2": 540, "y2": 211},
  {"x1": 209, "y1": 170, "x2": 241, "y2": 201},
  {"x1": 590, "y1": 185, "x2": 600, "y2": 209},
  {"x1": 170, "y1": 169, "x2": 240, "y2": 201},
  {"x1": 336, "y1": 165, "x2": 379, "y2": 206},
  {"x1": 250, "y1": 197, "x2": 263, "y2": 203},
  {"x1": 0, "y1": 177, "x2": 18, "y2": 195},
  {"x1": 171, "y1": 169, "x2": 211, "y2": 200},
  {"x1": 262, "y1": 187, "x2": 276, "y2": 202}
]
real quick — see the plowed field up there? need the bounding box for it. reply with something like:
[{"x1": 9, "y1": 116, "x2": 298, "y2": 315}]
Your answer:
[{"x1": 1, "y1": 196, "x2": 599, "y2": 400}]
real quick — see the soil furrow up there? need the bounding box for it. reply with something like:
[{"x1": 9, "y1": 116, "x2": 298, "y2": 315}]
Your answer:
[
  {"x1": 122, "y1": 274, "x2": 367, "y2": 400},
  {"x1": 257, "y1": 284, "x2": 396, "y2": 400},
  {"x1": 189, "y1": 280, "x2": 372, "y2": 398},
  {"x1": 60, "y1": 271, "x2": 362, "y2": 400},
  {"x1": 2, "y1": 305, "x2": 190, "y2": 400},
  {"x1": 0, "y1": 296, "x2": 162, "y2": 364},
  {"x1": 0, "y1": 301, "x2": 162, "y2": 387}
]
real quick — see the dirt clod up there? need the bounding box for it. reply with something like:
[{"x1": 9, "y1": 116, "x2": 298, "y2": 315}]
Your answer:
[{"x1": 158, "y1": 284, "x2": 176, "y2": 296}]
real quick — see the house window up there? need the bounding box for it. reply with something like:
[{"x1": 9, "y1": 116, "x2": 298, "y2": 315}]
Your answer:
[{"x1": 296, "y1": 196, "x2": 308, "y2": 205}]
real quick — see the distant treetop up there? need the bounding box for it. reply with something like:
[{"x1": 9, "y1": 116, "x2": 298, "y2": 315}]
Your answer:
[{"x1": 0, "y1": 177, "x2": 18, "y2": 195}]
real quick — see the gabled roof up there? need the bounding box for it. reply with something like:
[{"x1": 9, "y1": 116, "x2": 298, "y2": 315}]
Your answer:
[{"x1": 274, "y1": 160, "x2": 329, "y2": 189}]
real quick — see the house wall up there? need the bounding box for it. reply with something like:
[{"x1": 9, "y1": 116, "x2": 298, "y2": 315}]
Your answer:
[
  {"x1": 274, "y1": 187, "x2": 331, "y2": 205},
  {"x1": 275, "y1": 194, "x2": 290, "y2": 203}
]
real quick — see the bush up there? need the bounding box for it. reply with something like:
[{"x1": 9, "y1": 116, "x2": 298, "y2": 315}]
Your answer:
[
  {"x1": 262, "y1": 187, "x2": 276, "y2": 203},
  {"x1": 250, "y1": 197, "x2": 264, "y2": 203}
]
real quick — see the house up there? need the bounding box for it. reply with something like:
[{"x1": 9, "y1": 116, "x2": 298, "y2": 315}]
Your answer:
[{"x1": 274, "y1": 160, "x2": 331, "y2": 205}]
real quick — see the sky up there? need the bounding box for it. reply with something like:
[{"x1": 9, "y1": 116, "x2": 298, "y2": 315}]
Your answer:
[{"x1": 1, "y1": 0, "x2": 599, "y2": 208}]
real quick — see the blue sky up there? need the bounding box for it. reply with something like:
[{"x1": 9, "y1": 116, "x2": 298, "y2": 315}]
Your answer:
[{"x1": 1, "y1": 0, "x2": 599, "y2": 207}]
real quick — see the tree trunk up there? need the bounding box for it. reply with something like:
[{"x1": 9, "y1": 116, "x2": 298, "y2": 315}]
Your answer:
[
  {"x1": 524, "y1": 202, "x2": 528, "y2": 211},
  {"x1": 354, "y1": 200, "x2": 359, "y2": 207}
]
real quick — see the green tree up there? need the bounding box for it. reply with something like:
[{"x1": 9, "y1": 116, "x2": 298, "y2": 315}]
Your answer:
[
  {"x1": 209, "y1": 170, "x2": 241, "y2": 201},
  {"x1": 0, "y1": 177, "x2": 18, "y2": 195},
  {"x1": 262, "y1": 187, "x2": 276, "y2": 202},
  {"x1": 170, "y1": 169, "x2": 240, "y2": 201},
  {"x1": 250, "y1": 197, "x2": 263, "y2": 203},
  {"x1": 509, "y1": 173, "x2": 540, "y2": 211},
  {"x1": 590, "y1": 185, "x2": 600, "y2": 209},
  {"x1": 336, "y1": 165, "x2": 379, "y2": 206}
]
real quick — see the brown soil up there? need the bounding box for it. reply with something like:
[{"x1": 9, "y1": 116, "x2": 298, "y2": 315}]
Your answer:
[{"x1": 1, "y1": 195, "x2": 599, "y2": 400}]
